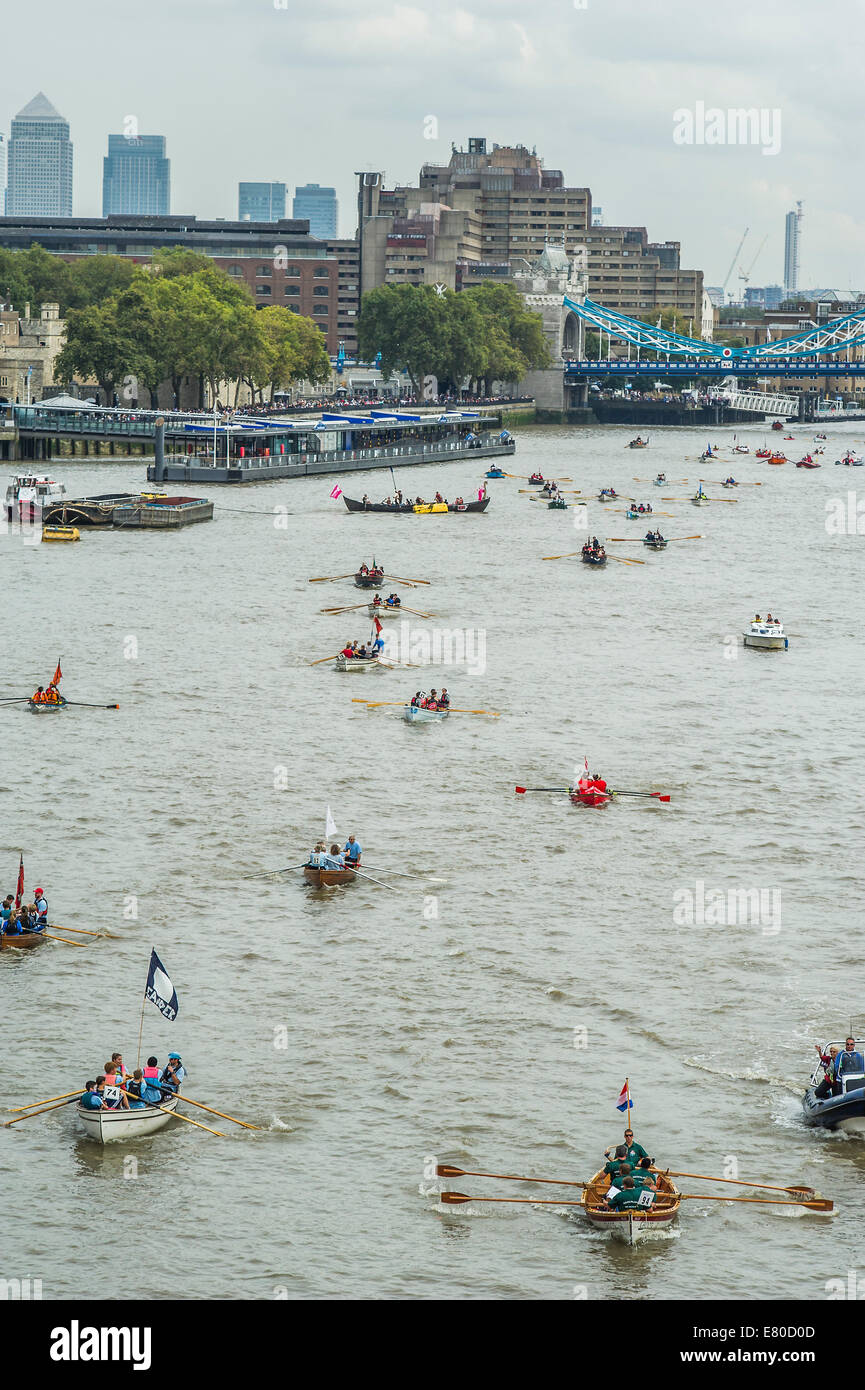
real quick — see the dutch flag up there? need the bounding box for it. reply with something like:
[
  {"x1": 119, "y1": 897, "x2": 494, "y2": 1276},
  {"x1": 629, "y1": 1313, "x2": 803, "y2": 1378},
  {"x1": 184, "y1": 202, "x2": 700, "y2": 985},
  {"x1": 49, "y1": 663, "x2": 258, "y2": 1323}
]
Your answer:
[{"x1": 616, "y1": 1080, "x2": 633, "y2": 1114}]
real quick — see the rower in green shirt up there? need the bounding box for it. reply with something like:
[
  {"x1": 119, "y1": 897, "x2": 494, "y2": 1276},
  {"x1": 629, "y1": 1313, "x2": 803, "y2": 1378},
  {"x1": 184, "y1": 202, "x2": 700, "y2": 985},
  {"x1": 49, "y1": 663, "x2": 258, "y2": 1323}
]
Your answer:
[
  {"x1": 603, "y1": 1145, "x2": 629, "y2": 1182},
  {"x1": 606, "y1": 1177, "x2": 651, "y2": 1211},
  {"x1": 630, "y1": 1158, "x2": 657, "y2": 1191},
  {"x1": 604, "y1": 1127, "x2": 652, "y2": 1169}
]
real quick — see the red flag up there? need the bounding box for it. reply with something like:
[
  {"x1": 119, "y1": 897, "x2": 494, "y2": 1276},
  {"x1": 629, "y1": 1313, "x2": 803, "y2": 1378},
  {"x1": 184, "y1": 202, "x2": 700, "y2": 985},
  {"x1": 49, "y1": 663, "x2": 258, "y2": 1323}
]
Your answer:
[
  {"x1": 374, "y1": 617, "x2": 382, "y2": 635},
  {"x1": 14, "y1": 854, "x2": 24, "y2": 909},
  {"x1": 52, "y1": 658, "x2": 62, "y2": 687}
]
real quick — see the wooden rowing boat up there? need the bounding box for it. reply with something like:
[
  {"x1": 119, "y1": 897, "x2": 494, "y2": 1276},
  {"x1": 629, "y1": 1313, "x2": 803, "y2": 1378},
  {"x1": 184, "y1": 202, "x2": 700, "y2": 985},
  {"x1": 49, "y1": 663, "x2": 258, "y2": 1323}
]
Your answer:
[
  {"x1": 28, "y1": 695, "x2": 68, "y2": 712},
  {"x1": 77, "y1": 1093, "x2": 179, "y2": 1143},
  {"x1": 597, "y1": 492, "x2": 617, "y2": 501},
  {"x1": 528, "y1": 475, "x2": 544, "y2": 486},
  {"x1": 302, "y1": 864, "x2": 357, "y2": 887},
  {"x1": 335, "y1": 654, "x2": 381, "y2": 672},
  {"x1": 581, "y1": 550, "x2": 607, "y2": 566},
  {"x1": 581, "y1": 1168, "x2": 680, "y2": 1244},
  {"x1": 367, "y1": 600, "x2": 403, "y2": 618},
  {"x1": 343, "y1": 497, "x2": 489, "y2": 513},
  {"x1": 643, "y1": 538, "x2": 667, "y2": 549},
  {"x1": 403, "y1": 704, "x2": 449, "y2": 723},
  {"x1": 354, "y1": 568, "x2": 385, "y2": 588},
  {"x1": 0, "y1": 930, "x2": 47, "y2": 949},
  {"x1": 547, "y1": 498, "x2": 569, "y2": 509}
]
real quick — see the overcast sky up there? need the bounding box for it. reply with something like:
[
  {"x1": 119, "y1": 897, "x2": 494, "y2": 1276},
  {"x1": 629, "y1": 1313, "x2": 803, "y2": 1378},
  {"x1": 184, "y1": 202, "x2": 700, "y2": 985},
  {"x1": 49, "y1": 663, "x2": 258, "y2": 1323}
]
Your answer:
[{"x1": 4, "y1": 0, "x2": 863, "y2": 290}]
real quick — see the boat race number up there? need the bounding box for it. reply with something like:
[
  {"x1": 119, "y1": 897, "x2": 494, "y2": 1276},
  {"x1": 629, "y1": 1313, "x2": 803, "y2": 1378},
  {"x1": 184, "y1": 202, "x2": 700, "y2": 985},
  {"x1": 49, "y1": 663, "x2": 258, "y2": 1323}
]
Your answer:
[
  {"x1": 637, "y1": 1189, "x2": 654, "y2": 1209},
  {"x1": 103, "y1": 1085, "x2": 121, "y2": 1104}
]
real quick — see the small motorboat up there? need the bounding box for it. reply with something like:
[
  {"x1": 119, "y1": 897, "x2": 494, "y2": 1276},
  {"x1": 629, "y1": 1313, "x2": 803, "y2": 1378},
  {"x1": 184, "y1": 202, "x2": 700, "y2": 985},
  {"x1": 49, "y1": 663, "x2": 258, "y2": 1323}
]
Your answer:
[
  {"x1": 836, "y1": 451, "x2": 863, "y2": 466},
  {"x1": 581, "y1": 1169, "x2": 681, "y2": 1245},
  {"x1": 743, "y1": 619, "x2": 788, "y2": 650},
  {"x1": 77, "y1": 1093, "x2": 179, "y2": 1144},
  {"x1": 733, "y1": 445, "x2": 750, "y2": 454},
  {"x1": 5, "y1": 473, "x2": 66, "y2": 521},
  {"x1": 796, "y1": 459, "x2": 821, "y2": 469},
  {"x1": 802, "y1": 1040, "x2": 865, "y2": 1133},
  {"x1": 403, "y1": 704, "x2": 449, "y2": 723}
]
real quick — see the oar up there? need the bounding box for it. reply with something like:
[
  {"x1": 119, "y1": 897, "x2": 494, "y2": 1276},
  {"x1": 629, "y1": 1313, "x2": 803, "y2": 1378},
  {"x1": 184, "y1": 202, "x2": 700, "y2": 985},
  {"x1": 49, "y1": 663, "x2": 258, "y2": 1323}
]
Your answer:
[
  {"x1": 348, "y1": 867, "x2": 397, "y2": 891},
  {"x1": 662, "y1": 1170, "x2": 815, "y2": 1198},
  {"x1": 446, "y1": 706, "x2": 501, "y2": 716},
  {"x1": 515, "y1": 785, "x2": 568, "y2": 794},
  {"x1": 396, "y1": 607, "x2": 436, "y2": 618},
  {"x1": 351, "y1": 698, "x2": 402, "y2": 706},
  {"x1": 241, "y1": 862, "x2": 309, "y2": 879},
  {"x1": 177, "y1": 1095, "x2": 261, "y2": 1130},
  {"x1": 5, "y1": 1096, "x2": 80, "y2": 1126},
  {"x1": 8, "y1": 1089, "x2": 82, "y2": 1112},
  {"x1": 320, "y1": 603, "x2": 369, "y2": 613},
  {"x1": 356, "y1": 864, "x2": 447, "y2": 882},
  {"x1": 441, "y1": 1191, "x2": 584, "y2": 1207},
  {"x1": 63, "y1": 701, "x2": 120, "y2": 710},
  {"x1": 308, "y1": 573, "x2": 355, "y2": 583},
  {"x1": 50, "y1": 924, "x2": 120, "y2": 939},
  {"x1": 608, "y1": 555, "x2": 646, "y2": 565},
  {"x1": 44, "y1": 932, "x2": 89, "y2": 947},
  {"x1": 114, "y1": 1088, "x2": 225, "y2": 1136},
  {"x1": 610, "y1": 789, "x2": 671, "y2": 802},
  {"x1": 541, "y1": 550, "x2": 584, "y2": 560},
  {"x1": 437, "y1": 1163, "x2": 588, "y2": 1188},
  {"x1": 386, "y1": 575, "x2": 431, "y2": 586},
  {"x1": 308, "y1": 653, "x2": 341, "y2": 666},
  {"x1": 677, "y1": 1193, "x2": 832, "y2": 1211},
  {"x1": 0, "y1": 696, "x2": 31, "y2": 704},
  {"x1": 666, "y1": 535, "x2": 706, "y2": 542},
  {"x1": 440, "y1": 1191, "x2": 832, "y2": 1212}
]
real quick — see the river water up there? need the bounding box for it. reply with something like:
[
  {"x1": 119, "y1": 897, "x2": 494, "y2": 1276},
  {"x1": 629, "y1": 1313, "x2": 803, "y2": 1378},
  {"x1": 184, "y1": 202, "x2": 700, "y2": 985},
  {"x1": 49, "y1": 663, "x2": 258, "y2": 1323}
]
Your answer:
[{"x1": 3, "y1": 419, "x2": 864, "y2": 1302}]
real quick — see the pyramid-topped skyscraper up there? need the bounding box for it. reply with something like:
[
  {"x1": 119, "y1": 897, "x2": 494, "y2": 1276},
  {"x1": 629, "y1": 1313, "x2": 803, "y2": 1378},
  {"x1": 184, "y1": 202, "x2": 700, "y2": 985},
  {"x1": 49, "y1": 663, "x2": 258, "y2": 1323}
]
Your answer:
[{"x1": 7, "y1": 92, "x2": 73, "y2": 216}]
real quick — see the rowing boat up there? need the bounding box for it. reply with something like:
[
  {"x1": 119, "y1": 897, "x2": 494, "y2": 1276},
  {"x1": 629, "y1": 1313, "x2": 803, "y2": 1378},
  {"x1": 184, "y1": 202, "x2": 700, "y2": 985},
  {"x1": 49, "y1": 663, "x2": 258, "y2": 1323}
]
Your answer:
[
  {"x1": 581, "y1": 550, "x2": 607, "y2": 566},
  {"x1": 597, "y1": 492, "x2": 617, "y2": 502},
  {"x1": 628, "y1": 439, "x2": 649, "y2": 449},
  {"x1": 569, "y1": 784, "x2": 611, "y2": 806},
  {"x1": 302, "y1": 864, "x2": 357, "y2": 887},
  {"x1": 528, "y1": 474, "x2": 544, "y2": 486},
  {"x1": 335, "y1": 654, "x2": 381, "y2": 672},
  {"x1": 643, "y1": 538, "x2": 667, "y2": 550},
  {"x1": 403, "y1": 704, "x2": 449, "y2": 723},
  {"x1": 547, "y1": 498, "x2": 569, "y2": 509},
  {"x1": 77, "y1": 1093, "x2": 179, "y2": 1143},
  {"x1": 485, "y1": 468, "x2": 506, "y2": 479},
  {"x1": 691, "y1": 494, "x2": 710, "y2": 506},
  {"x1": 0, "y1": 930, "x2": 47, "y2": 950},
  {"x1": 581, "y1": 1169, "x2": 681, "y2": 1245},
  {"x1": 652, "y1": 477, "x2": 666, "y2": 486},
  {"x1": 354, "y1": 568, "x2": 385, "y2": 588},
  {"x1": 767, "y1": 455, "x2": 786, "y2": 465},
  {"x1": 343, "y1": 496, "x2": 489, "y2": 513},
  {"x1": 367, "y1": 600, "x2": 403, "y2": 618},
  {"x1": 795, "y1": 460, "x2": 821, "y2": 469},
  {"x1": 28, "y1": 696, "x2": 68, "y2": 712}
]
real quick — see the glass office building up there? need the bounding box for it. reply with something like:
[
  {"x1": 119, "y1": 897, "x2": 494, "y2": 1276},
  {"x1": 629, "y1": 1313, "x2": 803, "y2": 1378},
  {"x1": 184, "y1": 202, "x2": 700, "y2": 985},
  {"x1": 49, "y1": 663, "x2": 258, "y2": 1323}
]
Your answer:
[
  {"x1": 7, "y1": 93, "x2": 73, "y2": 216},
  {"x1": 238, "y1": 182, "x2": 286, "y2": 222},
  {"x1": 102, "y1": 134, "x2": 170, "y2": 216},
  {"x1": 292, "y1": 183, "x2": 337, "y2": 238}
]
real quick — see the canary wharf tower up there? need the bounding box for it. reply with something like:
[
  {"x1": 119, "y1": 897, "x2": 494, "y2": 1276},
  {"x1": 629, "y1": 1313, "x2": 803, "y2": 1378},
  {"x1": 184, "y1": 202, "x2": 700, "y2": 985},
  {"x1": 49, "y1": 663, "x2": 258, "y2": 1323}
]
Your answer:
[{"x1": 7, "y1": 93, "x2": 73, "y2": 216}]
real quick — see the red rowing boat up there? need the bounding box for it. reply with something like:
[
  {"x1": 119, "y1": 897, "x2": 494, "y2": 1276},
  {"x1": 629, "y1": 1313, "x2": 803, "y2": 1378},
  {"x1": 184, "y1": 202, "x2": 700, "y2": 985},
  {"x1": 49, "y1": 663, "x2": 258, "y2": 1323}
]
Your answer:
[{"x1": 569, "y1": 783, "x2": 611, "y2": 808}]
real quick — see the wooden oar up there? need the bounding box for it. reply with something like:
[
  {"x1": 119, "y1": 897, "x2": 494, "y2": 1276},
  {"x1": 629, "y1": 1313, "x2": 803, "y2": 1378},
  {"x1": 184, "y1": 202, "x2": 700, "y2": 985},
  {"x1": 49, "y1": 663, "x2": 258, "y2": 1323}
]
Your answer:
[
  {"x1": 320, "y1": 603, "x2": 369, "y2": 613},
  {"x1": 117, "y1": 1087, "x2": 224, "y2": 1136},
  {"x1": 387, "y1": 574, "x2": 431, "y2": 585},
  {"x1": 9, "y1": 1089, "x2": 82, "y2": 1112},
  {"x1": 540, "y1": 550, "x2": 582, "y2": 560},
  {"x1": 5, "y1": 1096, "x2": 79, "y2": 1126},
  {"x1": 666, "y1": 535, "x2": 705, "y2": 542},
  {"x1": 177, "y1": 1095, "x2": 261, "y2": 1130},
  {"x1": 662, "y1": 1169, "x2": 815, "y2": 1198},
  {"x1": 50, "y1": 924, "x2": 119, "y2": 939},
  {"x1": 307, "y1": 653, "x2": 341, "y2": 666},
  {"x1": 608, "y1": 555, "x2": 645, "y2": 565},
  {"x1": 0, "y1": 696, "x2": 31, "y2": 704},
  {"x1": 241, "y1": 862, "x2": 309, "y2": 879},
  {"x1": 441, "y1": 1191, "x2": 583, "y2": 1207},
  {"x1": 357, "y1": 864, "x2": 447, "y2": 882},
  {"x1": 677, "y1": 1193, "x2": 832, "y2": 1211},
  {"x1": 437, "y1": 1163, "x2": 588, "y2": 1188},
  {"x1": 447, "y1": 706, "x2": 500, "y2": 716},
  {"x1": 63, "y1": 701, "x2": 120, "y2": 709},
  {"x1": 348, "y1": 867, "x2": 397, "y2": 891},
  {"x1": 308, "y1": 573, "x2": 354, "y2": 583},
  {"x1": 440, "y1": 1190, "x2": 832, "y2": 1212},
  {"x1": 44, "y1": 932, "x2": 88, "y2": 947}
]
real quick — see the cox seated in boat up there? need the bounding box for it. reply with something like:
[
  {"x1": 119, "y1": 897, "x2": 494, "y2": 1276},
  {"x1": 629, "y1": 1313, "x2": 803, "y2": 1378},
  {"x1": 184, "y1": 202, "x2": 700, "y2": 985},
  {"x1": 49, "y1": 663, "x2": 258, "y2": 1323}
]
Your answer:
[{"x1": 30, "y1": 682, "x2": 64, "y2": 705}]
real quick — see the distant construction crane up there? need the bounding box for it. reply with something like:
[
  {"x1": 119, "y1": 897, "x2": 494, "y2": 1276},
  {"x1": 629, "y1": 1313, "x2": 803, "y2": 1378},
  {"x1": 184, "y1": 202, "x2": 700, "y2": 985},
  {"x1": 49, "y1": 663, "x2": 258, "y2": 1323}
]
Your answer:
[
  {"x1": 738, "y1": 234, "x2": 769, "y2": 293},
  {"x1": 721, "y1": 227, "x2": 749, "y2": 302}
]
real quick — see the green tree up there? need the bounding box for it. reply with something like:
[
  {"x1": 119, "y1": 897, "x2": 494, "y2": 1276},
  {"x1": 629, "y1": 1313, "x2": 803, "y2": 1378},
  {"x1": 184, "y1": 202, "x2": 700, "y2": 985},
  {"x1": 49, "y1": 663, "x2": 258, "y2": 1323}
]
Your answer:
[
  {"x1": 66, "y1": 255, "x2": 137, "y2": 310},
  {"x1": 358, "y1": 283, "x2": 451, "y2": 394},
  {"x1": 54, "y1": 300, "x2": 137, "y2": 404}
]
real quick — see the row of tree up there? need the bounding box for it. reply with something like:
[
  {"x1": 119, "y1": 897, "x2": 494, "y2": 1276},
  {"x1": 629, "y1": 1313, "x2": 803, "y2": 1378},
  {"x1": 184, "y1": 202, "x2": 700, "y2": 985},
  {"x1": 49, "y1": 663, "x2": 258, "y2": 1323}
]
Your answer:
[{"x1": 357, "y1": 282, "x2": 549, "y2": 394}]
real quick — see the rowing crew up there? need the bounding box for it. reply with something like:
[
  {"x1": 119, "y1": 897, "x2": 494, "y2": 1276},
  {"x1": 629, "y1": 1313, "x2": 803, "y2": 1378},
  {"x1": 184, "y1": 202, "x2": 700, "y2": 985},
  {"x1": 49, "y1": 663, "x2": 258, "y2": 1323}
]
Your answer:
[
  {"x1": 633, "y1": 502, "x2": 653, "y2": 514},
  {"x1": 371, "y1": 594, "x2": 401, "y2": 608},
  {"x1": 309, "y1": 835, "x2": 363, "y2": 870},
  {"x1": 357, "y1": 565, "x2": 384, "y2": 578},
  {"x1": 644, "y1": 529, "x2": 665, "y2": 542},
  {"x1": 410, "y1": 688, "x2": 450, "y2": 710},
  {"x1": 79, "y1": 1053, "x2": 186, "y2": 1111},
  {"x1": 31, "y1": 684, "x2": 62, "y2": 704},
  {"x1": 1, "y1": 888, "x2": 48, "y2": 935},
  {"x1": 582, "y1": 537, "x2": 605, "y2": 557},
  {"x1": 340, "y1": 637, "x2": 385, "y2": 659},
  {"x1": 603, "y1": 1128, "x2": 658, "y2": 1209},
  {"x1": 576, "y1": 772, "x2": 607, "y2": 795}
]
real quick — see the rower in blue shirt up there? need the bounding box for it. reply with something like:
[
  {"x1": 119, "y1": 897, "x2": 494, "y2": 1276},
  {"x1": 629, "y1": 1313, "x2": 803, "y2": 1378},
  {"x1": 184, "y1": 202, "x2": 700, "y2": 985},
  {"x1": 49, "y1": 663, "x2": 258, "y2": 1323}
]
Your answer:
[
  {"x1": 344, "y1": 836, "x2": 362, "y2": 866},
  {"x1": 79, "y1": 1081, "x2": 103, "y2": 1110},
  {"x1": 160, "y1": 1053, "x2": 187, "y2": 1092}
]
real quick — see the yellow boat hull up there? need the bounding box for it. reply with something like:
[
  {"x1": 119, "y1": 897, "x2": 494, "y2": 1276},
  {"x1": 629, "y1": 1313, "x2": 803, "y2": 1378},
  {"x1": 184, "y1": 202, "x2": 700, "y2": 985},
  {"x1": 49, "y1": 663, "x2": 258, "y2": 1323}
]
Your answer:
[{"x1": 42, "y1": 526, "x2": 80, "y2": 542}]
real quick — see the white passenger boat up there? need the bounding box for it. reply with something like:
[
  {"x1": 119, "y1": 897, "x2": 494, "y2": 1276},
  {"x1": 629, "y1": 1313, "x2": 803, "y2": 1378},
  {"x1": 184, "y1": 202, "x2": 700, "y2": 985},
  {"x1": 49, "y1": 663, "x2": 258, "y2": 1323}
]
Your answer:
[
  {"x1": 5, "y1": 473, "x2": 66, "y2": 518},
  {"x1": 743, "y1": 619, "x2": 788, "y2": 650},
  {"x1": 403, "y1": 704, "x2": 449, "y2": 723},
  {"x1": 335, "y1": 654, "x2": 381, "y2": 672},
  {"x1": 76, "y1": 1093, "x2": 178, "y2": 1143}
]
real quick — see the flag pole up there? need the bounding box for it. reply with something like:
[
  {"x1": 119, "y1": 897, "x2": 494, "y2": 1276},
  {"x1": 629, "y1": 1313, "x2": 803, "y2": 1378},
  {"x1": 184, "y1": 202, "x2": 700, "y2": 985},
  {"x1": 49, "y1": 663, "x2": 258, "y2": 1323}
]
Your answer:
[
  {"x1": 136, "y1": 981, "x2": 148, "y2": 1069},
  {"x1": 626, "y1": 1076, "x2": 632, "y2": 1137}
]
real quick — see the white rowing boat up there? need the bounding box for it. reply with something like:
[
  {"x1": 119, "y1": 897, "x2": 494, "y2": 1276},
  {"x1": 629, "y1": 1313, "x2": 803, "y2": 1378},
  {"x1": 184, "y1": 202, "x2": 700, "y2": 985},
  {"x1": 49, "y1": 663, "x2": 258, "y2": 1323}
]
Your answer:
[
  {"x1": 335, "y1": 655, "x2": 381, "y2": 672},
  {"x1": 367, "y1": 600, "x2": 403, "y2": 619},
  {"x1": 403, "y1": 705, "x2": 449, "y2": 723},
  {"x1": 76, "y1": 1094, "x2": 178, "y2": 1143}
]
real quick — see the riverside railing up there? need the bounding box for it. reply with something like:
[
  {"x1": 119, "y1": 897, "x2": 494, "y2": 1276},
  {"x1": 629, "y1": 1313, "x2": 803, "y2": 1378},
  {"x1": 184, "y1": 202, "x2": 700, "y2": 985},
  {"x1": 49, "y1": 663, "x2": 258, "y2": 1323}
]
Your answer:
[{"x1": 163, "y1": 435, "x2": 513, "y2": 470}]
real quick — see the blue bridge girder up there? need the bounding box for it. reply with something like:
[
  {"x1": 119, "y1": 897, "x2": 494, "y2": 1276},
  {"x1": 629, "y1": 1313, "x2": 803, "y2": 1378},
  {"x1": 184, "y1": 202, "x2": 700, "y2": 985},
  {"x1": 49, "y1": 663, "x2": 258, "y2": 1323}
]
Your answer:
[
  {"x1": 563, "y1": 295, "x2": 865, "y2": 363},
  {"x1": 563, "y1": 359, "x2": 865, "y2": 379}
]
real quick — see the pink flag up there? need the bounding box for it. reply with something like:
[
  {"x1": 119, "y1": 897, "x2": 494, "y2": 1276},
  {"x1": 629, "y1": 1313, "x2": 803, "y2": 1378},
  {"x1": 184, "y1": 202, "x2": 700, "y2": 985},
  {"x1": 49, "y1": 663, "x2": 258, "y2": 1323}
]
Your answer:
[{"x1": 330, "y1": 485, "x2": 343, "y2": 499}]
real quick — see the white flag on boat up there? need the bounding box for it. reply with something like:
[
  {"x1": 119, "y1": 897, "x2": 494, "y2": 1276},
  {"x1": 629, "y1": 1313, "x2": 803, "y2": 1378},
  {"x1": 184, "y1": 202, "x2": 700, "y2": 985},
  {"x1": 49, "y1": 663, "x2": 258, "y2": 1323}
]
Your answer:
[{"x1": 325, "y1": 806, "x2": 338, "y2": 839}]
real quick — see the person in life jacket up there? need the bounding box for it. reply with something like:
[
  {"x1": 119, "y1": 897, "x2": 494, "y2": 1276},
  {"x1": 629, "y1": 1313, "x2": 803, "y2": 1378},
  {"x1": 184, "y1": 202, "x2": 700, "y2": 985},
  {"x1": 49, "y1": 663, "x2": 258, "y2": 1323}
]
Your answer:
[
  {"x1": 123, "y1": 1069, "x2": 147, "y2": 1109},
  {"x1": 45, "y1": 683, "x2": 60, "y2": 703},
  {"x1": 4, "y1": 909, "x2": 24, "y2": 935},
  {"x1": 591, "y1": 772, "x2": 608, "y2": 794},
  {"x1": 160, "y1": 1053, "x2": 186, "y2": 1093},
  {"x1": 141, "y1": 1057, "x2": 166, "y2": 1105},
  {"x1": 34, "y1": 888, "x2": 48, "y2": 926},
  {"x1": 80, "y1": 1081, "x2": 102, "y2": 1111},
  {"x1": 102, "y1": 1062, "x2": 129, "y2": 1109},
  {"x1": 109, "y1": 1051, "x2": 128, "y2": 1081},
  {"x1": 32, "y1": 686, "x2": 46, "y2": 703}
]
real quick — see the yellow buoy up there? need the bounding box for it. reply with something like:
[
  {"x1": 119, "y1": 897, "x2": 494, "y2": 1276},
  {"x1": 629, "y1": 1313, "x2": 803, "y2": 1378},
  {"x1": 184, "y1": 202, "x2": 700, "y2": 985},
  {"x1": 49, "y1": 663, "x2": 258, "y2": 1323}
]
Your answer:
[{"x1": 42, "y1": 526, "x2": 80, "y2": 543}]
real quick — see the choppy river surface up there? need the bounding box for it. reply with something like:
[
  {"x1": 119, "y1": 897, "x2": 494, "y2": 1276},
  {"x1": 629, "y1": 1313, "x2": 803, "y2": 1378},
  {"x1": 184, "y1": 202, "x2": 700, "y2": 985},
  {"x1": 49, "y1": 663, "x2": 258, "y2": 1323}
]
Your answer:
[{"x1": 3, "y1": 419, "x2": 864, "y2": 1300}]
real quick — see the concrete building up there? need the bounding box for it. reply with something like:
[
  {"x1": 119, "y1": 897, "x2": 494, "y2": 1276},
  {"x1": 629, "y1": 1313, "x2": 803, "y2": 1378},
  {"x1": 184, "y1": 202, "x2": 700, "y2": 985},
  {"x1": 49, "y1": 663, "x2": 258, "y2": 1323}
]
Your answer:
[
  {"x1": 102, "y1": 135, "x2": 170, "y2": 216},
  {"x1": 239, "y1": 182, "x2": 286, "y2": 222},
  {"x1": 0, "y1": 215, "x2": 357, "y2": 355},
  {"x1": 7, "y1": 94, "x2": 73, "y2": 217},
  {"x1": 293, "y1": 184, "x2": 337, "y2": 239},
  {"x1": 357, "y1": 138, "x2": 703, "y2": 323},
  {"x1": 0, "y1": 136, "x2": 6, "y2": 214},
  {"x1": 0, "y1": 301, "x2": 64, "y2": 402},
  {"x1": 784, "y1": 203, "x2": 802, "y2": 295}
]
